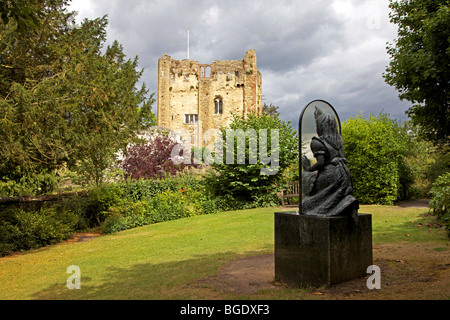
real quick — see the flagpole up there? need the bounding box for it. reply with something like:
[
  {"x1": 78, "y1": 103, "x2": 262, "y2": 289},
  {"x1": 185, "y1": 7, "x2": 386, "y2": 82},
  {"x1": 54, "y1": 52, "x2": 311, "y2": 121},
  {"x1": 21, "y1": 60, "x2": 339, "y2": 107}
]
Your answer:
[{"x1": 187, "y1": 29, "x2": 190, "y2": 60}]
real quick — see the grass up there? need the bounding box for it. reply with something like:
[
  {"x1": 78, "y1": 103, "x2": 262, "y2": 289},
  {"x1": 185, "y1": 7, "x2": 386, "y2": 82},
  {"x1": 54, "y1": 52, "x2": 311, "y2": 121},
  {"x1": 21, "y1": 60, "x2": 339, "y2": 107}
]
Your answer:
[
  {"x1": 0, "y1": 205, "x2": 447, "y2": 300},
  {"x1": 364, "y1": 205, "x2": 447, "y2": 243}
]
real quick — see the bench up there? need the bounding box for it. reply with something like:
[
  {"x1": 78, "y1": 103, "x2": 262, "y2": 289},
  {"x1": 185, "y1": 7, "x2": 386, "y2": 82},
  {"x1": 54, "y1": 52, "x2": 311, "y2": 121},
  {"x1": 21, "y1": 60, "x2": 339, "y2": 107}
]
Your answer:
[{"x1": 278, "y1": 181, "x2": 300, "y2": 206}]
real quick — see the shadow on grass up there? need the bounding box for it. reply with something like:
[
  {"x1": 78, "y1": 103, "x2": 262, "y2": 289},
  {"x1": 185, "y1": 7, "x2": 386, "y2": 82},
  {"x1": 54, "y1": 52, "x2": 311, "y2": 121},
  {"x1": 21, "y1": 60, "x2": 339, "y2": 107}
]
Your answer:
[
  {"x1": 31, "y1": 251, "x2": 264, "y2": 300},
  {"x1": 373, "y1": 213, "x2": 446, "y2": 243}
]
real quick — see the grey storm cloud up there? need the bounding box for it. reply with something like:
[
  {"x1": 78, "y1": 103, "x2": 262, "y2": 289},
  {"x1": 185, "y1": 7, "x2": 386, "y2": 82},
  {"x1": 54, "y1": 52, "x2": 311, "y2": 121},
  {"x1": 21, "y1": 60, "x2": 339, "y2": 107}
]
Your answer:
[{"x1": 70, "y1": 0, "x2": 413, "y2": 129}]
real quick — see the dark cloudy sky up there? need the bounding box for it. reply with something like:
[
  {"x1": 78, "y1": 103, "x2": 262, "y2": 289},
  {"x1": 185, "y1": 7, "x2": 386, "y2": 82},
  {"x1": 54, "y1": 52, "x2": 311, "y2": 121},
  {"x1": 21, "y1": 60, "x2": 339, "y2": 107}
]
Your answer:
[{"x1": 68, "y1": 0, "x2": 413, "y2": 130}]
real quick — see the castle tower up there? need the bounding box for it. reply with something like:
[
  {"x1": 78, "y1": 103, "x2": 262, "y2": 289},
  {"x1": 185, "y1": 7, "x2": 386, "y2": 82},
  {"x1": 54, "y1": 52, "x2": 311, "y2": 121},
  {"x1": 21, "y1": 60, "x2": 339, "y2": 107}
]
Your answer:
[{"x1": 157, "y1": 50, "x2": 262, "y2": 146}]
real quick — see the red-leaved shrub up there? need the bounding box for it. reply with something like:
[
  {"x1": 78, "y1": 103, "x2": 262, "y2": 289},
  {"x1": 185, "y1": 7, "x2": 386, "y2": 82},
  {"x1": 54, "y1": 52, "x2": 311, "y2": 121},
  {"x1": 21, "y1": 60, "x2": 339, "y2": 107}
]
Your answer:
[{"x1": 121, "y1": 135, "x2": 193, "y2": 180}]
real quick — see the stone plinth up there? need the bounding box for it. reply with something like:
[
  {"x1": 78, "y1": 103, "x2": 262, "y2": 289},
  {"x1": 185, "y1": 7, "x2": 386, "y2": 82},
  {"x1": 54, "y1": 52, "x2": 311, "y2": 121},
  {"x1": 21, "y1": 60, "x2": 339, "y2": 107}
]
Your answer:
[{"x1": 274, "y1": 212, "x2": 373, "y2": 288}]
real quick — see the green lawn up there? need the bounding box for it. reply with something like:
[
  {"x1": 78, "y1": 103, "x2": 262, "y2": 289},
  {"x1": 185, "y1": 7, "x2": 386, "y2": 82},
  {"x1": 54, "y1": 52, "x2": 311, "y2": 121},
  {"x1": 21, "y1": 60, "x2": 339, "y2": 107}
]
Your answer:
[{"x1": 0, "y1": 205, "x2": 447, "y2": 300}]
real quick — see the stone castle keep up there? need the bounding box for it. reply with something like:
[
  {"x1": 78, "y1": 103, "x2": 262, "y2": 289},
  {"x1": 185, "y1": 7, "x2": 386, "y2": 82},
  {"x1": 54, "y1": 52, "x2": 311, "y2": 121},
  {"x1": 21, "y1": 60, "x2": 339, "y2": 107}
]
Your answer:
[{"x1": 157, "y1": 50, "x2": 262, "y2": 146}]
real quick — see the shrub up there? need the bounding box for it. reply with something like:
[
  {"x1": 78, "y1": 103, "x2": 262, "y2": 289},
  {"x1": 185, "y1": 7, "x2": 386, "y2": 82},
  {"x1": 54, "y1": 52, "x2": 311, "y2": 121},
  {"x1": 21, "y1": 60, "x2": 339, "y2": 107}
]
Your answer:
[
  {"x1": 57, "y1": 195, "x2": 91, "y2": 230},
  {"x1": 0, "y1": 206, "x2": 78, "y2": 256},
  {"x1": 401, "y1": 128, "x2": 449, "y2": 199},
  {"x1": 150, "y1": 189, "x2": 193, "y2": 222},
  {"x1": 201, "y1": 192, "x2": 276, "y2": 212},
  {"x1": 102, "y1": 189, "x2": 196, "y2": 234},
  {"x1": 402, "y1": 137, "x2": 436, "y2": 198},
  {"x1": 83, "y1": 183, "x2": 126, "y2": 226},
  {"x1": 342, "y1": 113, "x2": 412, "y2": 205},
  {"x1": 99, "y1": 173, "x2": 213, "y2": 233},
  {"x1": 429, "y1": 172, "x2": 450, "y2": 236},
  {"x1": 58, "y1": 183, "x2": 128, "y2": 229},
  {"x1": 0, "y1": 172, "x2": 223, "y2": 252},
  {"x1": 119, "y1": 171, "x2": 203, "y2": 200},
  {"x1": 427, "y1": 145, "x2": 450, "y2": 185},
  {"x1": 0, "y1": 171, "x2": 59, "y2": 197},
  {"x1": 121, "y1": 133, "x2": 198, "y2": 180},
  {"x1": 102, "y1": 213, "x2": 127, "y2": 234}
]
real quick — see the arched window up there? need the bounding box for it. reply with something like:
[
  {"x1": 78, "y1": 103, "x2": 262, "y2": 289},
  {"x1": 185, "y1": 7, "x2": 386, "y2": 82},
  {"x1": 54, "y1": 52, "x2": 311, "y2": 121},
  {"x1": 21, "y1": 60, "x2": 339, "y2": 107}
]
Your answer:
[
  {"x1": 205, "y1": 66, "x2": 211, "y2": 77},
  {"x1": 214, "y1": 97, "x2": 223, "y2": 114},
  {"x1": 200, "y1": 65, "x2": 212, "y2": 78},
  {"x1": 200, "y1": 66, "x2": 205, "y2": 78}
]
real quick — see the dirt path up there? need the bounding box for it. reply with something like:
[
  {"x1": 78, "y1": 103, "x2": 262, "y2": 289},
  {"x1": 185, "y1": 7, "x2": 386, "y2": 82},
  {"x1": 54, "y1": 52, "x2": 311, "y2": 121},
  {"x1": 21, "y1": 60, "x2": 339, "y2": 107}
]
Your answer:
[
  {"x1": 195, "y1": 241, "x2": 449, "y2": 299},
  {"x1": 65, "y1": 232, "x2": 101, "y2": 243}
]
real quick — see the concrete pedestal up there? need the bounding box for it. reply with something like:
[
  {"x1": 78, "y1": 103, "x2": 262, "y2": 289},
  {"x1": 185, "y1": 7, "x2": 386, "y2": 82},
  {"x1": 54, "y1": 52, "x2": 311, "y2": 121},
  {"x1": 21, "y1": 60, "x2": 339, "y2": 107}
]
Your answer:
[{"x1": 274, "y1": 212, "x2": 373, "y2": 288}]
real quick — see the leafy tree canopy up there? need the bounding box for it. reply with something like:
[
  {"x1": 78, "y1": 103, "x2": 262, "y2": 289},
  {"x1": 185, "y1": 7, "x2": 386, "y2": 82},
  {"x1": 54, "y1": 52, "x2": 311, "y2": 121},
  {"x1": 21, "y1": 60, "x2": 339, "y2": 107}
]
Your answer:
[
  {"x1": 262, "y1": 103, "x2": 280, "y2": 118},
  {"x1": 0, "y1": 0, "x2": 156, "y2": 188},
  {"x1": 0, "y1": 0, "x2": 43, "y2": 31},
  {"x1": 384, "y1": 0, "x2": 449, "y2": 143},
  {"x1": 207, "y1": 112, "x2": 297, "y2": 202}
]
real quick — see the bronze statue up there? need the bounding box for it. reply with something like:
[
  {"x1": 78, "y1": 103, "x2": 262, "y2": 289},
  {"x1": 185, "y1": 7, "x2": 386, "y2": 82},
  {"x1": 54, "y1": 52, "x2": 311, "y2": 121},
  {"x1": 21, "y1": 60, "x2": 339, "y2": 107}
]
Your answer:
[{"x1": 301, "y1": 107, "x2": 359, "y2": 219}]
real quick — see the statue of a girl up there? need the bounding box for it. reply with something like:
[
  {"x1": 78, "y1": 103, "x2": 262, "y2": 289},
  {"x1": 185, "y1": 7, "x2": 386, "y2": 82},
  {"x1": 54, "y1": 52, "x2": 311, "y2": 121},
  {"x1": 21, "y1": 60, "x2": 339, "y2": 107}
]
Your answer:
[{"x1": 301, "y1": 107, "x2": 359, "y2": 219}]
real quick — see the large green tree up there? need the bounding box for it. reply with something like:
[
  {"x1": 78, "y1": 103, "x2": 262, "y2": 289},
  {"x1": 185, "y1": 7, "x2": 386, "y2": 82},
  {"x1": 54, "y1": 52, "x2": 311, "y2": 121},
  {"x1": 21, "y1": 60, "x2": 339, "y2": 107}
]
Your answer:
[
  {"x1": 384, "y1": 0, "x2": 449, "y2": 143},
  {"x1": 206, "y1": 112, "x2": 297, "y2": 203},
  {"x1": 0, "y1": 0, "x2": 155, "y2": 191}
]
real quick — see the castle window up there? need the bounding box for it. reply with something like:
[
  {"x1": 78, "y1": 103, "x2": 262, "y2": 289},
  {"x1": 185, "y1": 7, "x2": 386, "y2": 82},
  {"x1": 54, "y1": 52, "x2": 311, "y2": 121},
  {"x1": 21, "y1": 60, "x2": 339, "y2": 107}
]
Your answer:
[
  {"x1": 235, "y1": 71, "x2": 239, "y2": 77},
  {"x1": 214, "y1": 97, "x2": 223, "y2": 114},
  {"x1": 200, "y1": 65, "x2": 212, "y2": 78},
  {"x1": 185, "y1": 114, "x2": 198, "y2": 124},
  {"x1": 200, "y1": 66, "x2": 205, "y2": 78}
]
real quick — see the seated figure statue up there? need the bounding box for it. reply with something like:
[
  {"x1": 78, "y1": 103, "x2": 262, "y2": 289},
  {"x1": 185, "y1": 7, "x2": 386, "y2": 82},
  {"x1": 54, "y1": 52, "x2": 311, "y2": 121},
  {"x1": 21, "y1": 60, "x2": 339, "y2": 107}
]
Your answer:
[{"x1": 301, "y1": 107, "x2": 359, "y2": 219}]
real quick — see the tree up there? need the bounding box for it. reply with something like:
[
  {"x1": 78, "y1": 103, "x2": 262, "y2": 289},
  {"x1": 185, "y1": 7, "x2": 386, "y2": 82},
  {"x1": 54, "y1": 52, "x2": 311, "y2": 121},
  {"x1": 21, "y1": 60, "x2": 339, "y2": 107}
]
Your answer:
[
  {"x1": 121, "y1": 132, "x2": 196, "y2": 180},
  {"x1": 0, "y1": 0, "x2": 75, "y2": 192},
  {"x1": 0, "y1": 0, "x2": 43, "y2": 32},
  {"x1": 384, "y1": 0, "x2": 449, "y2": 143},
  {"x1": 0, "y1": 0, "x2": 155, "y2": 190},
  {"x1": 342, "y1": 113, "x2": 412, "y2": 205},
  {"x1": 262, "y1": 103, "x2": 280, "y2": 118},
  {"x1": 206, "y1": 112, "x2": 297, "y2": 202}
]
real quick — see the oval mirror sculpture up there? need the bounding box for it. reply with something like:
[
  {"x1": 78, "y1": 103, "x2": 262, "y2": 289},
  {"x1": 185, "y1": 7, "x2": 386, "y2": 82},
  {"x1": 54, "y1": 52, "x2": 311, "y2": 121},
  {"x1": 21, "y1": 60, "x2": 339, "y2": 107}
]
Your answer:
[{"x1": 298, "y1": 100, "x2": 358, "y2": 217}]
